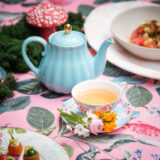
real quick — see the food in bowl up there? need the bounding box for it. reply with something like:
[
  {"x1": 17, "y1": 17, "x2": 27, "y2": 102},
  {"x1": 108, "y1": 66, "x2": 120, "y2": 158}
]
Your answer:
[
  {"x1": 111, "y1": 5, "x2": 160, "y2": 60},
  {"x1": 130, "y1": 20, "x2": 160, "y2": 48}
]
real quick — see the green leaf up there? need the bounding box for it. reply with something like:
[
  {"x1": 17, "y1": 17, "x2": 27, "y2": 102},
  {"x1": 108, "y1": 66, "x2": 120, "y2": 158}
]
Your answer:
[
  {"x1": 61, "y1": 143, "x2": 74, "y2": 158},
  {"x1": 0, "y1": 96, "x2": 30, "y2": 114},
  {"x1": 126, "y1": 86, "x2": 152, "y2": 107},
  {"x1": 16, "y1": 79, "x2": 47, "y2": 94},
  {"x1": 0, "y1": 147, "x2": 7, "y2": 154},
  {"x1": 57, "y1": 117, "x2": 71, "y2": 137},
  {"x1": 103, "y1": 63, "x2": 134, "y2": 77},
  {"x1": 37, "y1": 124, "x2": 56, "y2": 136},
  {"x1": 78, "y1": 5, "x2": 95, "y2": 17},
  {"x1": 15, "y1": 128, "x2": 26, "y2": 134},
  {"x1": 58, "y1": 109, "x2": 83, "y2": 125},
  {"x1": 27, "y1": 107, "x2": 55, "y2": 130},
  {"x1": 0, "y1": 66, "x2": 6, "y2": 80},
  {"x1": 41, "y1": 91, "x2": 65, "y2": 99},
  {"x1": 123, "y1": 150, "x2": 133, "y2": 160},
  {"x1": 7, "y1": 128, "x2": 14, "y2": 137}
]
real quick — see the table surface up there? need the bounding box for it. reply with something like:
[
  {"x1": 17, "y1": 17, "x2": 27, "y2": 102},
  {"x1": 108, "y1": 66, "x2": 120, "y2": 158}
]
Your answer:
[{"x1": 0, "y1": 0, "x2": 160, "y2": 160}]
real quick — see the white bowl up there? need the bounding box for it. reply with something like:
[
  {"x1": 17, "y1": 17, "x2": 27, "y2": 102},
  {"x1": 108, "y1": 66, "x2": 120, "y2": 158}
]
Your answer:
[{"x1": 111, "y1": 5, "x2": 160, "y2": 60}]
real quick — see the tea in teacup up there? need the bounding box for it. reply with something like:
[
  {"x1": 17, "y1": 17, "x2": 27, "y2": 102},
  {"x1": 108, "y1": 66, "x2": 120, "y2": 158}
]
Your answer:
[
  {"x1": 72, "y1": 79, "x2": 127, "y2": 113},
  {"x1": 76, "y1": 88, "x2": 118, "y2": 105}
]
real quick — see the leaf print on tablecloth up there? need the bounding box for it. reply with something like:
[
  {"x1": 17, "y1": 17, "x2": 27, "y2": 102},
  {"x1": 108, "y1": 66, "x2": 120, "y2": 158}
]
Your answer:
[
  {"x1": 152, "y1": 0, "x2": 160, "y2": 4},
  {"x1": 0, "y1": 96, "x2": 30, "y2": 114},
  {"x1": 127, "y1": 123, "x2": 160, "y2": 137},
  {"x1": 61, "y1": 143, "x2": 74, "y2": 158},
  {"x1": 67, "y1": 133, "x2": 160, "y2": 148},
  {"x1": 76, "y1": 143, "x2": 99, "y2": 160},
  {"x1": 16, "y1": 79, "x2": 47, "y2": 94},
  {"x1": 36, "y1": 124, "x2": 56, "y2": 136},
  {"x1": 41, "y1": 91, "x2": 65, "y2": 99},
  {"x1": 123, "y1": 150, "x2": 133, "y2": 160},
  {"x1": 27, "y1": 107, "x2": 55, "y2": 131},
  {"x1": 156, "y1": 88, "x2": 160, "y2": 96},
  {"x1": 68, "y1": 133, "x2": 135, "y2": 145},
  {"x1": 112, "y1": 76, "x2": 148, "y2": 85},
  {"x1": 57, "y1": 117, "x2": 71, "y2": 137},
  {"x1": 126, "y1": 86, "x2": 152, "y2": 107},
  {"x1": 103, "y1": 139, "x2": 136, "y2": 152},
  {"x1": 21, "y1": 0, "x2": 42, "y2": 7},
  {"x1": 0, "y1": 0, "x2": 25, "y2": 4},
  {"x1": 94, "y1": 0, "x2": 135, "y2": 4},
  {"x1": 78, "y1": 5, "x2": 95, "y2": 17},
  {"x1": 103, "y1": 63, "x2": 134, "y2": 77},
  {"x1": 0, "y1": 66, "x2": 6, "y2": 80}
]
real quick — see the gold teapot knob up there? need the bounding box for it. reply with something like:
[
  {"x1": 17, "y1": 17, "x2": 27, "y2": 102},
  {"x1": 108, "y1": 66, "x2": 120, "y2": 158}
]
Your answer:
[{"x1": 64, "y1": 24, "x2": 72, "y2": 34}]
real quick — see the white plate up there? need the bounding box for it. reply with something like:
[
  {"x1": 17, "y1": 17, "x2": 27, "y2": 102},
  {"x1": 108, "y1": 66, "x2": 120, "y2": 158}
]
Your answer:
[
  {"x1": 0, "y1": 128, "x2": 69, "y2": 160},
  {"x1": 84, "y1": 1, "x2": 160, "y2": 79}
]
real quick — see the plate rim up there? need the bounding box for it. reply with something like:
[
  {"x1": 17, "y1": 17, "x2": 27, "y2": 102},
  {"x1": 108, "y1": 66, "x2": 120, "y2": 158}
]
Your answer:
[
  {"x1": 84, "y1": 1, "x2": 160, "y2": 79},
  {"x1": 0, "y1": 127, "x2": 69, "y2": 160}
]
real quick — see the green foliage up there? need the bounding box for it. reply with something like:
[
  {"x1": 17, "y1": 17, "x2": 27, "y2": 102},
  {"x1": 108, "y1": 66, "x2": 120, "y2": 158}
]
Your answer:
[
  {"x1": 3, "y1": 73, "x2": 16, "y2": 90},
  {"x1": 56, "y1": 12, "x2": 85, "y2": 32},
  {"x1": 1, "y1": 16, "x2": 39, "y2": 40},
  {"x1": 0, "y1": 82, "x2": 13, "y2": 104},
  {"x1": 0, "y1": 16, "x2": 42, "y2": 73},
  {"x1": 0, "y1": 73, "x2": 16, "y2": 104}
]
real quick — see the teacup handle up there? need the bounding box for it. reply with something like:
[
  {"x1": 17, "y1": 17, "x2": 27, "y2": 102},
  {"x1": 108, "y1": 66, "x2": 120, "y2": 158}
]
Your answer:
[
  {"x1": 22, "y1": 36, "x2": 47, "y2": 75},
  {"x1": 119, "y1": 82, "x2": 128, "y2": 98}
]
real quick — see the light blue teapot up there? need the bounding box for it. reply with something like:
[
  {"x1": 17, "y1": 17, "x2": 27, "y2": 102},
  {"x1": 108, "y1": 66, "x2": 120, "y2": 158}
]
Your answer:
[{"x1": 22, "y1": 24, "x2": 114, "y2": 94}]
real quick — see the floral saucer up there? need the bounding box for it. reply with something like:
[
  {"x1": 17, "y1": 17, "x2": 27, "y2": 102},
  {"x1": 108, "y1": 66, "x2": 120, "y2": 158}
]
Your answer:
[{"x1": 61, "y1": 98, "x2": 140, "y2": 130}]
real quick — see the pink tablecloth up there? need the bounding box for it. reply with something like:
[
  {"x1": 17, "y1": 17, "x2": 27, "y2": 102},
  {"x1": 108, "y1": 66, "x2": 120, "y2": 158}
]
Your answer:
[{"x1": 0, "y1": 0, "x2": 160, "y2": 160}]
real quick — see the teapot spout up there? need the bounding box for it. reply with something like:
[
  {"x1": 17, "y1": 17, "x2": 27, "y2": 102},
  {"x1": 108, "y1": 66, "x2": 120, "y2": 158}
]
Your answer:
[{"x1": 94, "y1": 38, "x2": 114, "y2": 77}]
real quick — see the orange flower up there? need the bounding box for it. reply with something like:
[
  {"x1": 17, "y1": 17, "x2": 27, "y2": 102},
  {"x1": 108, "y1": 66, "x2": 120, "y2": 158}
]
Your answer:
[
  {"x1": 94, "y1": 111, "x2": 101, "y2": 118},
  {"x1": 111, "y1": 113, "x2": 117, "y2": 122},
  {"x1": 103, "y1": 113, "x2": 113, "y2": 121},
  {"x1": 103, "y1": 122, "x2": 117, "y2": 132}
]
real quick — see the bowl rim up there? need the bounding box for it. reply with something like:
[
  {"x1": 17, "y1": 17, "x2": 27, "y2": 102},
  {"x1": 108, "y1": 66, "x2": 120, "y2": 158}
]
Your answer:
[{"x1": 111, "y1": 5, "x2": 160, "y2": 51}]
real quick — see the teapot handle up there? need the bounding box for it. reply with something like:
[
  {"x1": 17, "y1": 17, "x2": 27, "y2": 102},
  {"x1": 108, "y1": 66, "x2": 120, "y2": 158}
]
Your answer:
[{"x1": 22, "y1": 36, "x2": 47, "y2": 75}]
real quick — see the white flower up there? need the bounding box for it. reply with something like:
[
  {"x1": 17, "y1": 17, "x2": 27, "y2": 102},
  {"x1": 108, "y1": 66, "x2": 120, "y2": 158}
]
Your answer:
[
  {"x1": 66, "y1": 125, "x2": 72, "y2": 131},
  {"x1": 82, "y1": 117, "x2": 90, "y2": 127},
  {"x1": 86, "y1": 110, "x2": 98, "y2": 120},
  {"x1": 74, "y1": 124, "x2": 90, "y2": 137}
]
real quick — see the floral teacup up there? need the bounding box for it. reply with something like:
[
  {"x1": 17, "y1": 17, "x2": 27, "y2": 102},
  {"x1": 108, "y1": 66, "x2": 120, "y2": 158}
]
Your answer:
[{"x1": 71, "y1": 79, "x2": 127, "y2": 114}]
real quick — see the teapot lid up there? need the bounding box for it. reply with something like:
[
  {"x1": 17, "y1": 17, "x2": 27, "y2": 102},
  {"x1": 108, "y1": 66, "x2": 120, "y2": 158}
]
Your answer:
[{"x1": 49, "y1": 24, "x2": 86, "y2": 47}]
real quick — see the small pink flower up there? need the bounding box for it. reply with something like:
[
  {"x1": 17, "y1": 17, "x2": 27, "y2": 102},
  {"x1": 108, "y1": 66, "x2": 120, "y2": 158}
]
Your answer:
[{"x1": 90, "y1": 119, "x2": 104, "y2": 135}]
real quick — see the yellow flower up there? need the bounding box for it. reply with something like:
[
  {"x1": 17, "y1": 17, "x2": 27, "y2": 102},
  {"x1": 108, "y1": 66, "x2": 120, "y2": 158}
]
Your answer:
[
  {"x1": 103, "y1": 113, "x2": 113, "y2": 121},
  {"x1": 103, "y1": 122, "x2": 117, "y2": 132},
  {"x1": 111, "y1": 113, "x2": 117, "y2": 122},
  {"x1": 94, "y1": 111, "x2": 101, "y2": 118}
]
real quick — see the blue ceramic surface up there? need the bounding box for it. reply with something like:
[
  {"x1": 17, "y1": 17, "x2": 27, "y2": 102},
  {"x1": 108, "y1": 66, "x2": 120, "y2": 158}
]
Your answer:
[{"x1": 22, "y1": 30, "x2": 114, "y2": 94}]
